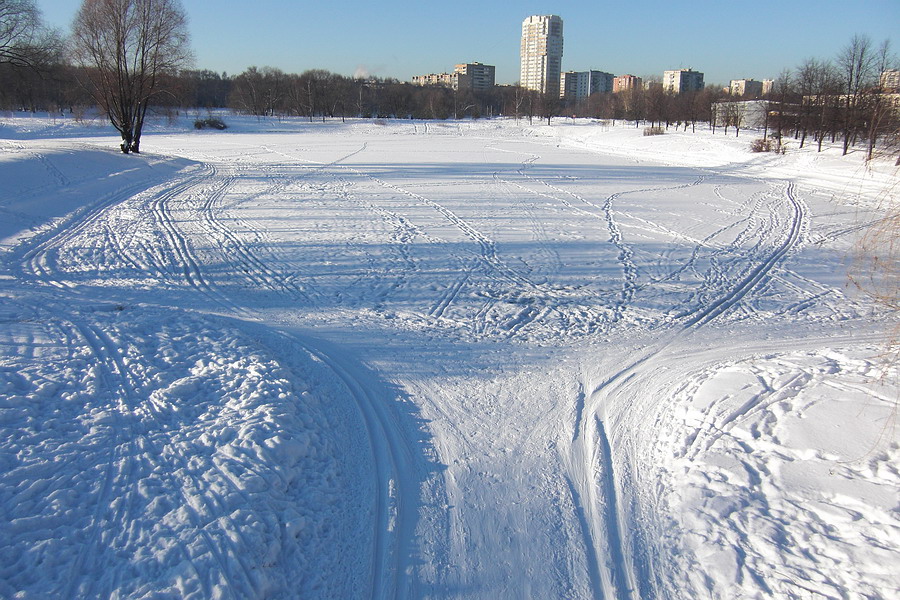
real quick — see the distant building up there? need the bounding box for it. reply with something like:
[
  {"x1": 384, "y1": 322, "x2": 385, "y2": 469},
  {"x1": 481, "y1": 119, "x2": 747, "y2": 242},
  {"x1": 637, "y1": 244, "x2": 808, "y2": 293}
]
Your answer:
[
  {"x1": 712, "y1": 100, "x2": 770, "y2": 128},
  {"x1": 881, "y1": 69, "x2": 900, "y2": 92},
  {"x1": 560, "y1": 70, "x2": 614, "y2": 100},
  {"x1": 613, "y1": 74, "x2": 643, "y2": 93},
  {"x1": 762, "y1": 79, "x2": 776, "y2": 95},
  {"x1": 663, "y1": 68, "x2": 704, "y2": 93},
  {"x1": 730, "y1": 79, "x2": 764, "y2": 97},
  {"x1": 454, "y1": 63, "x2": 496, "y2": 92},
  {"x1": 412, "y1": 63, "x2": 495, "y2": 91},
  {"x1": 520, "y1": 15, "x2": 564, "y2": 97},
  {"x1": 412, "y1": 73, "x2": 455, "y2": 87}
]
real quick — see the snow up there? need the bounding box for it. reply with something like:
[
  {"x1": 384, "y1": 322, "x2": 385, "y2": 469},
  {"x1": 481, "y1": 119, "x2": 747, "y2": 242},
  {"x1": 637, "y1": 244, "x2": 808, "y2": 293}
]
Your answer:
[{"x1": 1, "y1": 112, "x2": 897, "y2": 599}]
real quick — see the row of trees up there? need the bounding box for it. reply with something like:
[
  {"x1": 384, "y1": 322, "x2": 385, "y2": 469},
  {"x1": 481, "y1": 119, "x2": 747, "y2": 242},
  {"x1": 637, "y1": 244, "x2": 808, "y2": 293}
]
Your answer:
[
  {"x1": 0, "y1": 0, "x2": 897, "y2": 160},
  {"x1": 765, "y1": 35, "x2": 898, "y2": 160}
]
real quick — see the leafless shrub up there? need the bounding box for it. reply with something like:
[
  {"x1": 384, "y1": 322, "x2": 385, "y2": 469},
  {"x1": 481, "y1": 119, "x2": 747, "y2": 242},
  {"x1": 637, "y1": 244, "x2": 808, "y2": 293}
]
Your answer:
[
  {"x1": 750, "y1": 138, "x2": 773, "y2": 152},
  {"x1": 643, "y1": 126, "x2": 664, "y2": 136},
  {"x1": 194, "y1": 116, "x2": 226, "y2": 130}
]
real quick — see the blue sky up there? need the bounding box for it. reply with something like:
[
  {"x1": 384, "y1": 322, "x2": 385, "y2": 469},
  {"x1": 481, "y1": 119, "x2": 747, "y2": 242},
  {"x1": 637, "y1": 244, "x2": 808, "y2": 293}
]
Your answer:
[{"x1": 39, "y1": 0, "x2": 898, "y2": 86}]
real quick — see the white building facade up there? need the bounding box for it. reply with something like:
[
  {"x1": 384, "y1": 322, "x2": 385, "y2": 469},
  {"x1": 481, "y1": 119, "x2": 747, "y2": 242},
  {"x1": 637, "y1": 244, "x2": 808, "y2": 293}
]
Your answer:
[
  {"x1": 560, "y1": 70, "x2": 614, "y2": 100},
  {"x1": 520, "y1": 15, "x2": 564, "y2": 97}
]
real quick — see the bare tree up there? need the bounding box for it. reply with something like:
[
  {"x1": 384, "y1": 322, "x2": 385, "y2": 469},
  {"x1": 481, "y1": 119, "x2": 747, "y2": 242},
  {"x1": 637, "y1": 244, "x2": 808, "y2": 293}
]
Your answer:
[
  {"x1": 0, "y1": 0, "x2": 61, "y2": 70},
  {"x1": 768, "y1": 69, "x2": 794, "y2": 151},
  {"x1": 621, "y1": 85, "x2": 645, "y2": 128},
  {"x1": 836, "y1": 34, "x2": 878, "y2": 155},
  {"x1": 71, "y1": 0, "x2": 191, "y2": 153},
  {"x1": 0, "y1": 0, "x2": 62, "y2": 70},
  {"x1": 865, "y1": 40, "x2": 898, "y2": 161}
]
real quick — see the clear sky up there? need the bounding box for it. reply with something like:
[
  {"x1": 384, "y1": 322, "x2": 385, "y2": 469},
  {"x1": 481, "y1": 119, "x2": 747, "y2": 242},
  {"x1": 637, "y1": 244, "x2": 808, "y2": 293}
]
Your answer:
[{"x1": 38, "y1": 0, "x2": 899, "y2": 86}]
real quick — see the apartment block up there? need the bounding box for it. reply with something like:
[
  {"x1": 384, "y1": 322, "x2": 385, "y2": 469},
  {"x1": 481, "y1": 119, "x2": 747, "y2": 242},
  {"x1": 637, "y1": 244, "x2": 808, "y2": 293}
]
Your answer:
[
  {"x1": 520, "y1": 15, "x2": 564, "y2": 97},
  {"x1": 412, "y1": 63, "x2": 496, "y2": 92},
  {"x1": 613, "y1": 74, "x2": 643, "y2": 93},
  {"x1": 730, "y1": 79, "x2": 764, "y2": 97},
  {"x1": 454, "y1": 63, "x2": 496, "y2": 92},
  {"x1": 762, "y1": 79, "x2": 776, "y2": 95},
  {"x1": 663, "y1": 68, "x2": 704, "y2": 93},
  {"x1": 412, "y1": 73, "x2": 455, "y2": 87},
  {"x1": 561, "y1": 70, "x2": 614, "y2": 100},
  {"x1": 881, "y1": 69, "x2": 900, "y2": 92}
]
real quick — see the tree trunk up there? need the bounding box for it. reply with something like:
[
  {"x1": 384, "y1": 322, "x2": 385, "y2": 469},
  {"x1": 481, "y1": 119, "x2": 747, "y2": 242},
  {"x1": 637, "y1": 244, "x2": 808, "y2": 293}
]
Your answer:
[{"x1": 120, "y1": 129, "x2": 133, "y2": 154}]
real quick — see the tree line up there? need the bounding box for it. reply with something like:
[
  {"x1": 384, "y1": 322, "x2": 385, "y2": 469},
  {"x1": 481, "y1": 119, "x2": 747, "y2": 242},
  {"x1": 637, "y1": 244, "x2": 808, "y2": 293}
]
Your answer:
[
  {"x1": 1, "y1": 0, "x2": 897, "y2": 160},
  {"x1": 765, "y1": 35, "x2": 898, "y2": 161}
]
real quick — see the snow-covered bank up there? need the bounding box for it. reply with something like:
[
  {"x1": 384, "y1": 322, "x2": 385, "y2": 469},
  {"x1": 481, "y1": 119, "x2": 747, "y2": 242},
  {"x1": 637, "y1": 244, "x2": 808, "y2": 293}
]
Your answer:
[
  {"x1": 0, "y1": 299, "x2": 372, "y2": 598},
  {"x1": 1, "y1": 113, "x2": 897, "y2": 599}
]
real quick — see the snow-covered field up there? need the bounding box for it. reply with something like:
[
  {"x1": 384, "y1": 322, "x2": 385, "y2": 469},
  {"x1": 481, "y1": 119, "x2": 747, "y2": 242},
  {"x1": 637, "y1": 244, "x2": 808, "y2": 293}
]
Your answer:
[{"x1": 1, "y1": 112, "x2": 897, "y2": 599}]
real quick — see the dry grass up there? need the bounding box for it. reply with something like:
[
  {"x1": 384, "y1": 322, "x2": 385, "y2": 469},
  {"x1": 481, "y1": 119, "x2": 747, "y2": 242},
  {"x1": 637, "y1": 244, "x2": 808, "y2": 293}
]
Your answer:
[
  {"x1": 846, "y1": 175, "x2": 899, "y2": 458},
  {"x1": 849, "y1": 178, "x2": 899, "y2": 374}
]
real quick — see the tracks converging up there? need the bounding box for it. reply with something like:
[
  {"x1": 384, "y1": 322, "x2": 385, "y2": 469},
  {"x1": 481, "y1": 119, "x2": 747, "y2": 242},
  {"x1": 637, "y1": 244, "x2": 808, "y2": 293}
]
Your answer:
[{"x1": 560, "y1": 173, "x2": 808, "y2": 600}]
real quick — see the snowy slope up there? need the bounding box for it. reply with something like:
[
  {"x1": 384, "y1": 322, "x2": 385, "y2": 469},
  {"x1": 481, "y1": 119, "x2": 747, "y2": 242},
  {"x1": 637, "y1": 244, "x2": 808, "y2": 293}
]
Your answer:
[{"x1": 0, "y1": 113, "x2": 897, "y2": 599}]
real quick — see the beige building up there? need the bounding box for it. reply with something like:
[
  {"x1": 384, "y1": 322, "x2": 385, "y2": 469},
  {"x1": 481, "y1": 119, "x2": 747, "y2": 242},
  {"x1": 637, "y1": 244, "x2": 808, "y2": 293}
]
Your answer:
[
  {"x1": 412, "y1": 63, "x2": 496, "y2": 92},
  {"x1": 454, "y1": 63, "x2": 496, "y2": 92},
  {"x1": 730, "y1": 79, "x2": 764, "y2": 97},
  {"x1": 520, "y1": 15, "x2": 564, "y2": 97},
  {"x1": 663, "y1": 68, "x2": 704, "y2": 93},
  {"x1": 412, "y1": 73, "x2": 455, "y2": 87},
  {"x1": 881, "y1": 69, "x2": 900, "y2": 92},
  {"x1": 613, "y1": 74, "x2": 643, "y2": 93}
]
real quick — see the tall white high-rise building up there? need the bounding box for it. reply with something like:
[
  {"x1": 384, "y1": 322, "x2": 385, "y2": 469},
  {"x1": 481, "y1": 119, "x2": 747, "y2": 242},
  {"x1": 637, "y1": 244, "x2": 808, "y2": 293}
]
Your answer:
[{"x1": 520, "y1": 15, "x2": 564, "y2": 97}]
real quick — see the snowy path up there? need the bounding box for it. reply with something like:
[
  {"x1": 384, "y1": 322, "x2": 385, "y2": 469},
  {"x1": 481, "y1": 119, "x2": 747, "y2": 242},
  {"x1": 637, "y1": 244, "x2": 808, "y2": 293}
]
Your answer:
[{"x1": 0, "y1": 117, "x2": 897, "y2": 599}]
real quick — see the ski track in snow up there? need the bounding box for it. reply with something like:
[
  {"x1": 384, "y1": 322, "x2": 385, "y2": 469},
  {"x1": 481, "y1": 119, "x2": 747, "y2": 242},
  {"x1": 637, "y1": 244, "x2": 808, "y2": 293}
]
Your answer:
[
  {"x1": 555, "y1": 152, "x2": 854, "y2": 600},
  {"x1": 0, "y1": 116, "x2": 896, "y2": 599}
]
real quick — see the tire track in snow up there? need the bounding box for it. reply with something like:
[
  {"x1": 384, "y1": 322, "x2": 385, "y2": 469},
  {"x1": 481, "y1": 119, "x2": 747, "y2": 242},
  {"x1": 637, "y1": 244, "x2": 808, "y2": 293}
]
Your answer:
[
  {"x1": 281, "y1": 332, "x2": 418, "y2": 600},
  {"x1": 339, "y1": 160, "x2": 548, "y2": 285},
  {"x1": 61, "y1": 320, "x2": 137, "y2": 599},
  {"x1": 279, "y1": 142, "x2": 581, "y2": 336},
  {"x1": 562, "y1": 178, "x2": 808, "y2": 600},
  {"x1": 429, "y1": 260, "x2": 476, "y2": 319},
  {"x1": 138, "y1": 153, "x2": 425, "y2": 596},
  {"x1": 492, "y1": 144, "x2": 707, "y2": 325},
  {"x1": 681, "y1": 182, "x2": 806, "y2": 328},
  {"x1": 145, "y1": 165, "x2": 250, "y2": 316},
  {"x1": 262, "y1": 143, "x2": 441, "y2": 308},
  {"x1": 78, "y1": 318, "x2": 271, "y2": 598},
  {"x1": 17, "y1": 174, "x2": 180, "y2": 289},
  {"x1": 194, "y1": 164, "x2": 318, "y2": 303}
]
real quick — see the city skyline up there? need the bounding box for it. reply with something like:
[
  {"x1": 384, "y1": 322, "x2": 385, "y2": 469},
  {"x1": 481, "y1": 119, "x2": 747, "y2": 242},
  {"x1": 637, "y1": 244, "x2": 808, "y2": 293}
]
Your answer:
[{"x1": 36, "y1": 0, "x2": 899, "y2": 86}]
